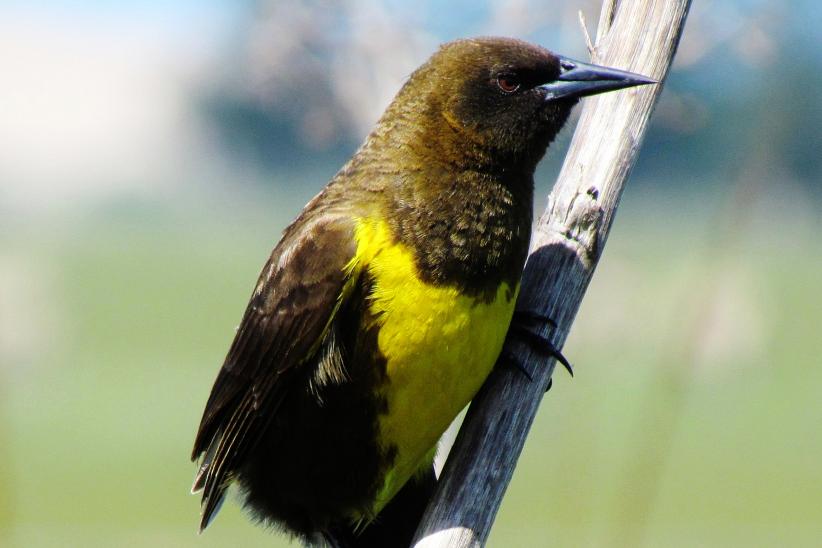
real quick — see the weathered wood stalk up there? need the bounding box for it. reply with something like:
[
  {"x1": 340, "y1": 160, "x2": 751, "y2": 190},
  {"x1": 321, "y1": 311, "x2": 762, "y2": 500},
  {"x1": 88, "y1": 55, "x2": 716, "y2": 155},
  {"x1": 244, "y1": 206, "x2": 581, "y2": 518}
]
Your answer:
[{"x1": 412, "y1": 0, "x2": 693, "y2": 545}]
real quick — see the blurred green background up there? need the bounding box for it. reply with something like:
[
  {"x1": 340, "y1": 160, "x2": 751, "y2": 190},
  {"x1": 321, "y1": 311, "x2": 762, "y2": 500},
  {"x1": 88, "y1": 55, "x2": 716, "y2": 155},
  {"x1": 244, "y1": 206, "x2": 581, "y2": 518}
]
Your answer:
[{"x1": 2, "y1": 1, "x2": 820, "y2": 547}]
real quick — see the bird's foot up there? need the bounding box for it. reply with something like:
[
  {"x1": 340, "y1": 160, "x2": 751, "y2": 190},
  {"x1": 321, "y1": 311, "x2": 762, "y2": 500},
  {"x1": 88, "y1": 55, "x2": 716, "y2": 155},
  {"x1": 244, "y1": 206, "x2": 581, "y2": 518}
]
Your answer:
[
  {"x1": 508, "y1": 309, "x2": 574, "y2": 377},
  {"x1": 500, "y1": 348, "x2": 554, "y2": 393},
  {"x1": 501, "y1": 348, "x2": 533, "y2": 381}
]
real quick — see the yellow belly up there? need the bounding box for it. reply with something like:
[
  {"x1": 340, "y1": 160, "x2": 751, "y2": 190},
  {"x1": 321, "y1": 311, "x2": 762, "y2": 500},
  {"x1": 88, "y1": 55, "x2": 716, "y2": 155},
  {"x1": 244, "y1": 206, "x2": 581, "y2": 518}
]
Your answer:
[{"x1": 351, "y1": 218, "x2": 518, "y2": 513}]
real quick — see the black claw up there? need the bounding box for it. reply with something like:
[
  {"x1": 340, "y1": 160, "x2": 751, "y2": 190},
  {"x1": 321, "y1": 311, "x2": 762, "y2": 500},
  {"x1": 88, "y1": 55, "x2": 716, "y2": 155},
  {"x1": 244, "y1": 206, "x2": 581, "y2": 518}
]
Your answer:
[
  {"x1": 502, "y1": 348, "x2": 533, "y2": 382},
  {"x1": 509, "y1": 324, "x2": 574, "y2": 377},
  {"x1": 545, "y1": 377, "x2": 553, "y2": 393}
]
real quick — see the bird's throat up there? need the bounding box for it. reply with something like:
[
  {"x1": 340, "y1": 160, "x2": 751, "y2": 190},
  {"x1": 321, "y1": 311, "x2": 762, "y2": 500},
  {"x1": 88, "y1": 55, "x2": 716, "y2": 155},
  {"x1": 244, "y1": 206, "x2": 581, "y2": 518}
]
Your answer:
[{"x1": 386, "y1": 168, "x2": 533, "y2": 300}]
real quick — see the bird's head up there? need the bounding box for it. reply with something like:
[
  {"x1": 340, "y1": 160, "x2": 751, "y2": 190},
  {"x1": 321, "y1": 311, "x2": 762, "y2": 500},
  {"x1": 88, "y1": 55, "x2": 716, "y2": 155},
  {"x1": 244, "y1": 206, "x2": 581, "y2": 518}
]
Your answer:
[{"x1": 383, "y1": 37, "x2": 655, "y2": 173}]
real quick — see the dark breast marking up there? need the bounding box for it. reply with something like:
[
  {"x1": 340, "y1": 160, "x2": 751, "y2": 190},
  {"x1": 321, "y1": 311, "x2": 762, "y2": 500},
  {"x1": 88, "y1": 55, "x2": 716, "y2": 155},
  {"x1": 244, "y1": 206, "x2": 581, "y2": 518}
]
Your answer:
[{"x1": 388, "y1": 170, "x2": 533, "y2": 301}]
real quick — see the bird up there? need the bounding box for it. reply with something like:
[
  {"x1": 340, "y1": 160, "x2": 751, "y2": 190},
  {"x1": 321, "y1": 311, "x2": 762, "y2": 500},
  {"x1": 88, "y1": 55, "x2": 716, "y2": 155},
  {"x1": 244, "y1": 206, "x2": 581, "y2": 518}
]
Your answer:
[{"x1": 191, "y1": 36, "x2": 654, "y2": 547}]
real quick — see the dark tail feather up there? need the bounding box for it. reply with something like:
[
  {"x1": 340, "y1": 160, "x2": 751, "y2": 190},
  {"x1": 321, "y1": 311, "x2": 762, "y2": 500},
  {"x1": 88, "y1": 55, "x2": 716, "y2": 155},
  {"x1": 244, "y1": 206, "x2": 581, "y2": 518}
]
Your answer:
[
  {"x1": 192, "y1": 434, "x2": 228, "y2": 533},
  {"x1": 324, "y1": 466, "x2": 437, "y2": 548}
]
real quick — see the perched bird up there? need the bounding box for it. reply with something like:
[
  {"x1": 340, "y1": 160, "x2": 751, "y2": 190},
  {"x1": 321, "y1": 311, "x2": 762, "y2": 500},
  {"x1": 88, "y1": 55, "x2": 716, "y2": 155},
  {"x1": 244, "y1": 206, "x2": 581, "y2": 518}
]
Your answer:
[{"x1": 191, "y1": 36, "x2": 653, "y2": 546}]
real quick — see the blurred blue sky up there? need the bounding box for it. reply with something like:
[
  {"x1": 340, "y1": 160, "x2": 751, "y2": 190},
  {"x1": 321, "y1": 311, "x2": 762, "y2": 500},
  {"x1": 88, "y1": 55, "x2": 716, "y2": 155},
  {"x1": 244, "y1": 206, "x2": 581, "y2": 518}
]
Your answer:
[{"x1": 1, "y1": 0, "x2": 820, "y2": 213}]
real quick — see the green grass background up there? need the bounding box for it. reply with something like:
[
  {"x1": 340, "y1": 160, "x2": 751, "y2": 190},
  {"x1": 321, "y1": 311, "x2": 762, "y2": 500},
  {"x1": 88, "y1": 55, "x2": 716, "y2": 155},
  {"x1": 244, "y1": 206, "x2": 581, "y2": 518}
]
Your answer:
[{"x1": 2, "y1": 185, "x2": 820, "y2": 547}]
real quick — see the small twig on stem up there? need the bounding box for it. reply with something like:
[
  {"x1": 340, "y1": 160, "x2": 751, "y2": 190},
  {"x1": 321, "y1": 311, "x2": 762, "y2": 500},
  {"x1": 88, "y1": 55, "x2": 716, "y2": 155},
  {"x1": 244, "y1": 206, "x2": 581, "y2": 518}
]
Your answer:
[{"x1": 578, "y1": 11, "x2": 596, "y2": 56}]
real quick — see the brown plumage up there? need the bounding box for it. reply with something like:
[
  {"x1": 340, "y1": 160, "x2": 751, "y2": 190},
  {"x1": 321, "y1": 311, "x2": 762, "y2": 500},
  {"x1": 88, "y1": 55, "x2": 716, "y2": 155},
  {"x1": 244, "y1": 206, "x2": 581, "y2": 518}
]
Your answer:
[{"x1": 191, "y1": 37, "x2": 654, "y2": 547}]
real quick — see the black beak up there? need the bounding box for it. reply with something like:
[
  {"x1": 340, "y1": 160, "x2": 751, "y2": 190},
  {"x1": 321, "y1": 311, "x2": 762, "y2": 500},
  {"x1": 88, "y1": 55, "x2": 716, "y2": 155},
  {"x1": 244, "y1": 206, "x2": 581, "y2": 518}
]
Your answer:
[{"x1": 540, "y1": 56, "x2": 657, "y2": 101}]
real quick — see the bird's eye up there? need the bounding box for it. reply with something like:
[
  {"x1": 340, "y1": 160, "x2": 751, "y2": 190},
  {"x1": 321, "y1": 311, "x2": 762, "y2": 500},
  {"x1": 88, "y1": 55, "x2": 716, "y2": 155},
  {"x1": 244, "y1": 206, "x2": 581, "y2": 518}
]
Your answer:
[{"x1": 496, "y1": 76, "x2": 521, "y2": 94}]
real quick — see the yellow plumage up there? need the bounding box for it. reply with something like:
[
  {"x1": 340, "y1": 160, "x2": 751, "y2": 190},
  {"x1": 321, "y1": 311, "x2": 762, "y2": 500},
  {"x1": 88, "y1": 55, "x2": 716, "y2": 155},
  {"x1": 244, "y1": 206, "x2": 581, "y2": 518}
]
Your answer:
[
  {"x1": 192, "y1": 36, "x2": 650, "y2": 542},
  {"x1": 351, "y1": 218, "x2": 518, "y2": 512}
]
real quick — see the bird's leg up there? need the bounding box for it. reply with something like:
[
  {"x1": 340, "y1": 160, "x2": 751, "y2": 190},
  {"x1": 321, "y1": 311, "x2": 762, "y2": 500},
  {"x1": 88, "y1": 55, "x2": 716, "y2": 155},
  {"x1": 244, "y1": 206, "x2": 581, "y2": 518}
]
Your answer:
[{"x1": 508, "y1": 309, "x2": 574, "y2": 377}]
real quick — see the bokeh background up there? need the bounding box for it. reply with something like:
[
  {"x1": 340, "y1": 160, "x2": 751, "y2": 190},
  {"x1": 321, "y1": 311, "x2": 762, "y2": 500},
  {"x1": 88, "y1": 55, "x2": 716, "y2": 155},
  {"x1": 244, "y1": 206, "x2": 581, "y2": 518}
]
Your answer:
[{"x1": 2, "y1": 1, "x2": 820, "y2": 546}]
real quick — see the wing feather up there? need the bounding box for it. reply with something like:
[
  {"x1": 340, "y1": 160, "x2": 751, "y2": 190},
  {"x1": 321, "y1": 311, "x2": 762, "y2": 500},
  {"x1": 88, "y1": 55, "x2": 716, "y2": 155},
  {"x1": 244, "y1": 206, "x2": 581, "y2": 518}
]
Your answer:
[{"x1": 191, "y1": 213, "x2": 359, "y2": 530}]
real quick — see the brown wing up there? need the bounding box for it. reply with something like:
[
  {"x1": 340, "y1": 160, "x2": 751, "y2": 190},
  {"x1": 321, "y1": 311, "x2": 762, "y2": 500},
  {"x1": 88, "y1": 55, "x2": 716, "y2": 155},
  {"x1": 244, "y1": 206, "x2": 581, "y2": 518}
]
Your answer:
[{"x1": 190, "y1": 212, "x2": 358, "y2": 531}]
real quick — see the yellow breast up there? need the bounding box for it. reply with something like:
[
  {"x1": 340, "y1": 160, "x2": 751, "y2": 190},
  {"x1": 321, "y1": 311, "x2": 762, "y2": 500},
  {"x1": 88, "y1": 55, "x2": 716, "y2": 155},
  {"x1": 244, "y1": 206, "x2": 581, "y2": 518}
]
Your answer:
[{"x1": 351, "y1": 218, "x2": 518, "y2": 512}]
